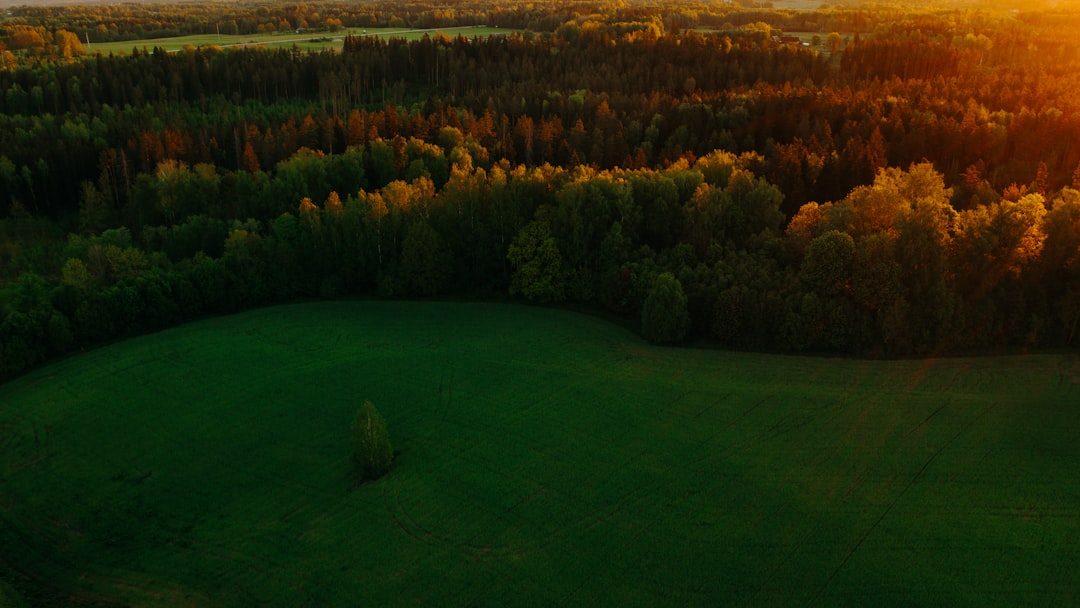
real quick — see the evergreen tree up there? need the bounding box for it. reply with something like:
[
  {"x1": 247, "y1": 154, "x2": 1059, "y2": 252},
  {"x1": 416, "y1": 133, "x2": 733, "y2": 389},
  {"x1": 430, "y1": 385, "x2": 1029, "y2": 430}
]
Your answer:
[{"x1": 351, "y1": 400, "x2": 393, "y2": 483}]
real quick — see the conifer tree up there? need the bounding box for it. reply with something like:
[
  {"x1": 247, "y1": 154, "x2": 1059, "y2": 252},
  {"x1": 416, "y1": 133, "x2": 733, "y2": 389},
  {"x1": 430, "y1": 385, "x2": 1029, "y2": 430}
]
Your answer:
[{"x1": 351, "y1": 400, "x2": 393, "y2": 483}]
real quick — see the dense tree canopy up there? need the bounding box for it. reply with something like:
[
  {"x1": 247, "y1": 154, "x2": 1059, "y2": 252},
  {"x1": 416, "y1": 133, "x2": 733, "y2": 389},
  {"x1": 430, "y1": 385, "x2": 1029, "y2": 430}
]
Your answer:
[
  {"x1": 641, "y1": 272, "x2": 690, "y2": 345},
  {"x1": 2, "y1": 0, "x2": 1079, "y2": 382}
]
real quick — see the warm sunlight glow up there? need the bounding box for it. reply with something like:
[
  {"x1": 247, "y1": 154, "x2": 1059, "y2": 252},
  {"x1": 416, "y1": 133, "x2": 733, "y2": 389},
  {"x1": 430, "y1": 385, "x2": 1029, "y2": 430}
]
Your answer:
[{"x1": 2, "y1": 0, "x2": 1080, "y2": 605}]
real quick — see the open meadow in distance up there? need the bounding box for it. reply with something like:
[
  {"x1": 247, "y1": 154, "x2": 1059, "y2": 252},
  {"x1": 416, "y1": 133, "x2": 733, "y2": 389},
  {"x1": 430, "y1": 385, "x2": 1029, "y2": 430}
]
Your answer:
[
  {"x1": 84, "y1": 25, "x2": 513, "y2": 55},
  {"x1": 1, "y1": 301, "x2": 1077, "y2": 606}
]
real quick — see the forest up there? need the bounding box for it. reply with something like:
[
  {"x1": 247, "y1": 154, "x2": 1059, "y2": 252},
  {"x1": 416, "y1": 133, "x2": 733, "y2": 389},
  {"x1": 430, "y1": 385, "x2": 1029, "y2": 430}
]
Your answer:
[{"x1": 2, "y1": 0, "x2": 1080, "y2": 381}]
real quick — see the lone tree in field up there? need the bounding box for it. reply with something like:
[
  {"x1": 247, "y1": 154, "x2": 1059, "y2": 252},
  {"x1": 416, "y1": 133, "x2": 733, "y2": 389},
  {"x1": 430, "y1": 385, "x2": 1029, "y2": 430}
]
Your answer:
[
  {"x1": 642, "y1": 272, "x2": 690, "y2": 344},
  {"x1": 351, "y1": 401, "x2": 393, "y2": 483}
]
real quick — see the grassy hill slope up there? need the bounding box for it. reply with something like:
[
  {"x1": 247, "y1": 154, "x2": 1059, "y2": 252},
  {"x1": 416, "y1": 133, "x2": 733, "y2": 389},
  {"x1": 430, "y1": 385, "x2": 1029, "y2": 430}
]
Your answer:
[{"x1": 1, "y1": 301, "x2": 1077, "y2": 606}]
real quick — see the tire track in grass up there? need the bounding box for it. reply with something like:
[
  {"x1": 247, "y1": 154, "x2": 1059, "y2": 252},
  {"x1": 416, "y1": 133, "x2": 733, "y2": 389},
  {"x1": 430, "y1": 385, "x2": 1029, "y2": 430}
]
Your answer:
[
  {"x1": 809, "y1": 401, "x2": 993, "y2": 606},
  {"x1": 674, "y1": 391, "x2": 850, "y2": 604},
  {"x1": 1, "y1": 372, "x2": 57, "y2": 395},
  {"x1": 382, "y1": 474, "x2": 540, "y2": 560},
  {"x1": 677, "y1": 394, "x2": 775, "y2": 470},
  {"x1": 669, "y1": 394, "x2": 837, "y2": 552},
  {"x1": 0, "y1": 414, "x2": 55, "y2": 474},
  {"x1": 743, "y1": 409, "x2": 857, "y2": 605},
  {"x1": 747, "y1": 395, "x2": 958, "y2": 605},
  {"x1": 383, "y1": 479, "x2": 442, "y2": 549},
  {"x1": 382, "y1": 430, "x2": 657, "y2": 563}
]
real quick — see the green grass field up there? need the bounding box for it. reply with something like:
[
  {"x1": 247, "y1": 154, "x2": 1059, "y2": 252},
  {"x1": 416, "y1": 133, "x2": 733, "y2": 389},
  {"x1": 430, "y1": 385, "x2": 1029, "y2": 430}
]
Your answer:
[
  {"x1": 85, "y1": 25, "x2": 513, "y2": 55},
  {"x1": 1, "y1": 301, "x2": 1078, "y2": 606}
]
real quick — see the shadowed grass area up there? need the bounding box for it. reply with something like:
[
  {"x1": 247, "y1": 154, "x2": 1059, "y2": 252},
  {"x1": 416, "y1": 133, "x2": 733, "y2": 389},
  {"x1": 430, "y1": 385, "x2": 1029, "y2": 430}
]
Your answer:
[{"x1": 1, "y1": 301, "x2": 1078, "y2": 606}]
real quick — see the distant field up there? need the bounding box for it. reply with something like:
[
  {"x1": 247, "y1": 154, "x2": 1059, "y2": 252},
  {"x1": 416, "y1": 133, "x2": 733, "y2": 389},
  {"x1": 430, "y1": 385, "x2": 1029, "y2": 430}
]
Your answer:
[
  {"x1": 1, "y1": 301, "x2": 1078, "y2": 606},
  {"x1": 770, "y1": 0, "x2": 829, "y2": 8},
  {"x1": 84, "y1": 25, "x2": 513, "y2": 55}
]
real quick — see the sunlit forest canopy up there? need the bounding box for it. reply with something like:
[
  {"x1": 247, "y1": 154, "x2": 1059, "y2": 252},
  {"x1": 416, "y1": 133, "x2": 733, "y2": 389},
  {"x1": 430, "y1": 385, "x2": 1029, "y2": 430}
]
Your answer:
[{"x1": 2, "y1": 0, "x2": 1080, "y2": 381}]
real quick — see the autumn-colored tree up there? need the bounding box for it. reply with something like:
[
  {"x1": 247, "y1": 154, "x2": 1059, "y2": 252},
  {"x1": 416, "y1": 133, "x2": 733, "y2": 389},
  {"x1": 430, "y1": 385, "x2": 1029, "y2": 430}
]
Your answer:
[
  {"x1": 8, "y1": 28, "x2": 46, "y2": 51},
  {"x1": 346, "y1": 109, "x2": 366, "y2": 147},
  {"x1": 324, "y1": 191, "x2": 343, "y2": 216},
  {"x1": 242, "y1": 142, "x2": 261, "y2": 173},
  {"x1": 827, "y1": 32, "x2": 843, "y2": 53},
  {"x1": 53, "y1": 30, "x2": 85, "y2": 58}
]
